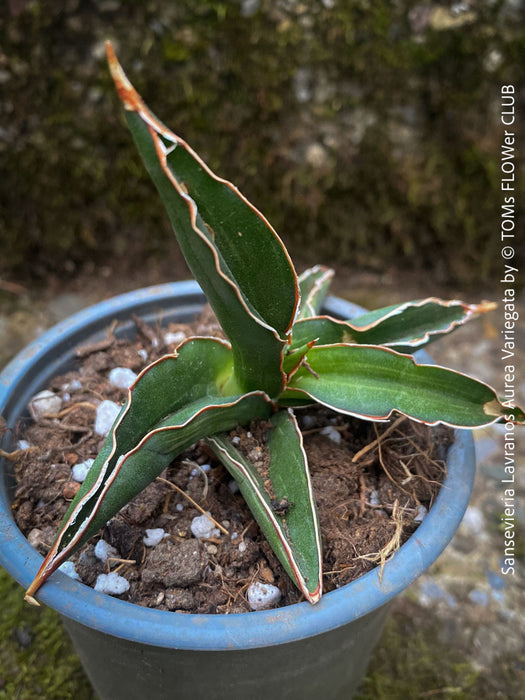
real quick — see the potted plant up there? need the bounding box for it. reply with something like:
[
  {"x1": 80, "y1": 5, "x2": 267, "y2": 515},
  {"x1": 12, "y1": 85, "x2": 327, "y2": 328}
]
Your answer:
[{"x1": 0, "y1": 44, "x2": 522, "y2": 699}]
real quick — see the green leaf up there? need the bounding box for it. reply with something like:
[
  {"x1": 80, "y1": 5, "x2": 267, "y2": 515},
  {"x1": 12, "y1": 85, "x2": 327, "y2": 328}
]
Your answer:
[
  {"x1": 283, "y1": 344, "x2": 525, "y2": 427},
  {"x1": 75, "y1": 392, "x2": 273, "y2": 544},
  {"x1": 25, "y1": 337, "x2": 273, "y2": 601},
  {"x1": 207, "y1": 409, "x2": 322, "y2": 603},
  {"x1": 290, "y1": 298, "x2": 496, "y2": 353},
  {"x1": 107, "y1": 44, "x2": 298, "y2": 396},
  {"x1": 297, "y1": 265, "x2": 334, "y2": 320}
]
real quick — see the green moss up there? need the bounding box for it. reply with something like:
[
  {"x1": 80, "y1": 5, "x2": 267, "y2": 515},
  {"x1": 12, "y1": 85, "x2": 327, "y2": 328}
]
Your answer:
[
  {"x1": 0, "y1": 569, "x2": 94, "y2": 699},
  {"x1": 356, "y1": 606, "x2": 479, "y2": 699},
  {"x1": 1, "y1": 0, "x2": 523, "y2": 286},
  {"x1": 358, "y1": 594, "x2": 525, "y2": 700}
]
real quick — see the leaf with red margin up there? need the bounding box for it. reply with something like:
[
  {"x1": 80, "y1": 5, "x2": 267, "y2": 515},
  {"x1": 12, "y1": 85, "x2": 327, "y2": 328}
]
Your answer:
[
  {"x1": 283, "y1": 344, "x2": 525, "y2": 428},
  {"x1": 207, "y1": 409, "x2": 322, "y2": 603},
  {"x1": 25, "y1": 337, "x2": 273, "y2": 602},
  {"x1": 297, "y1": 265, "x2": 335, "y2": 320},
  {"x1": 107, "y1": 43, "x2": 298, "y2": 397},
  {"x1": 290, "y1": 298, "x2": 496, "y2": 353}
]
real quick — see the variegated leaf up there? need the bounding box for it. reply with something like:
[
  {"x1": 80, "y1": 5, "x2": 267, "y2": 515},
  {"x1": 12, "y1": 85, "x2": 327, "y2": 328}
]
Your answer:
[
  {"x1": 107, "y1": 43, "x2": 298, "y2": 396},
  {"x1": 25, "y1": 337, "x2": 273, "y2": 601},
  {"x1": 283, "y1": 344, "x2": 525, "y2": 427},
  {"x1": 290, "y1": 298, "x2": 496, "y2": 353},
  {"x1": 297, "y1": 265, "x2": 335, "y2": 320},
  {"x1": 207, "y1": 409, "x2": 322, "y2": 602}
]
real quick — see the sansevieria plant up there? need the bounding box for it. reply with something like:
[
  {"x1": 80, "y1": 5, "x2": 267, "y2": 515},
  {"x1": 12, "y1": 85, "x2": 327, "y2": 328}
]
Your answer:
[{"x1": 25, "y1": 43, "x2": 524, "y2": 605}]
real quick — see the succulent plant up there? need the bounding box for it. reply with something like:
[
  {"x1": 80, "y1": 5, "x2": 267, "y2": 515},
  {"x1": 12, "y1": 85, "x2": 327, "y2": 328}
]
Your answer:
[{"x1": 25, "y1": 44, "x2": 524, "y2": 605}]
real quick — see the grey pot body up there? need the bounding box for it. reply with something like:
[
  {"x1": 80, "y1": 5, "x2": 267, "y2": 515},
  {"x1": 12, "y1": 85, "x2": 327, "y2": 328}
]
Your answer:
[{"x1": 63, "y1": 604, "x2": 389, "y2": 700}]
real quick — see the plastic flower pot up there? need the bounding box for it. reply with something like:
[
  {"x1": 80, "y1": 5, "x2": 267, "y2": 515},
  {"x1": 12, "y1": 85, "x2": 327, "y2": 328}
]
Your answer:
[{"x1": 0, "y1": 281, "x2": 475, "y2": 700}]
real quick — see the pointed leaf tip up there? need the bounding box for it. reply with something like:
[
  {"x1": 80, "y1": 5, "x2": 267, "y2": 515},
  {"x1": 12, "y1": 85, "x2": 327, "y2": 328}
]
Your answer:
[
  {"x1": 207, "y1": 409, "x2": 322, "y2": 603},
  {"x1": 473, "y1": 300, "x2": 497, "y2": 314},
  {"x1": 24, "y1": 593, "x2": 40, "y2": 607},
  {"x1": 106, "y1": 41, "x2": 145, "y2": 113},
  {"x1": 107, "y1": 51, "x2": 298, "y2": 395}
]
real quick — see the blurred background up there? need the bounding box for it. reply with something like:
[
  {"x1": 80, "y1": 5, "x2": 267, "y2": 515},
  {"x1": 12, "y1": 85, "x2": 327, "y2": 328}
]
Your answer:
[
  {"x1": 2, "y1": 0, "x2": 524, "y2": 287},
  {"x1": 1, "y1": 1, "x2": 524, "y2": 697}
]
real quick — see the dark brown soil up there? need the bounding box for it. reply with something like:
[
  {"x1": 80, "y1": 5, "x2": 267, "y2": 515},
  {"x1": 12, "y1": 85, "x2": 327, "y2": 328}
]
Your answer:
[{"x1": 8, "y1": 310, "x2": 451, "y2": 614}]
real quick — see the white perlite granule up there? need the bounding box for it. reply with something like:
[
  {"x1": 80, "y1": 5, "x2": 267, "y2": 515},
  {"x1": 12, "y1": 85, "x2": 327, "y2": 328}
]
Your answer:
[
  {"x1": 94, "y1": 539, "x2": 118, "y2": 563},
  {"x1": 247, "y1": 582, "x2": 282, "y2": 610},
  {"x1": 190, "y1": 513, "x2": 220, "y2": 539},
  {"x1": 71, "y1": 458, "x2": 94, "y2": 483},
  {"x1": 320, "y1": 426, "x2": 341, "y2": 444},
  {"x1": 29, "y1": 390, "x2": 62, "y2": 419},
  {"x1": 143, "y1": 528, "x2": 167, "y2": 547},
  {"x1": 94, "y1": 400, "x2": 120, "y2": 436},
  {"x1": 94, "y1": 572, "x2": 130, "y2": 596},
  {"x1": 108, "y1": 367, "x2": 137, "y2": 390},
  {"x1": 58, "y1": 561, "x2": 81, "y2": 581}
]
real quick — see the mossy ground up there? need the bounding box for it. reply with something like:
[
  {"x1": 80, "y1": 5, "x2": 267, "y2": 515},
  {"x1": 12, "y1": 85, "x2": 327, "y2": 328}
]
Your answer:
[
  {"x1": 359, "y1": 593, "x2": 525, "y2": 699},
  {"x1": 357, "y1": 604, "x2": 479, "y2": 700},
  {"x1": 0, "y1": 569, "x2": 94, "y2": 699}
]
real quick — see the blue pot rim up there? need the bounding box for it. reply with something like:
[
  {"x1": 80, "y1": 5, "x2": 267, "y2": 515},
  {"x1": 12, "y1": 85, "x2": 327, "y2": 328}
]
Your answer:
[{"x1": 0, "y1": 281, "x2": 475, "y2": 651}]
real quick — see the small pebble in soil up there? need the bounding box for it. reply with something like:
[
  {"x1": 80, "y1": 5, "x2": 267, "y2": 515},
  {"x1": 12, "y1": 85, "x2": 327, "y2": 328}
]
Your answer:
[
  {"x1": 301, "y1": 415, "x2": 316, "y2": 429},
  {"x1": 17, "y1": 440, "x2": 31, "y2": 450},
  {"x1": 191, "y1": 513, "x2": 221, "y2": 539},
  {"x1": 94, "y1": 539, "x2": 119, "y2": 563},
  {"x1": 94, "y1": 572, "x2": 130, "y2": 596},
  {"x1": 109, "y1": 366, "x2": 137, "y2": 390},
  {"x1": 320, "y1": 426, "x2": 341, "y2": 444},
  {"x1": 29, "y1": 390, "x2": 62, "y2": 419},
  {"x1": 176, "y1": 503, "x2": 184, "y2": 512},
  {"x1": 62, "y1": 481, "x2": 81, "y2": 499},
  {"x1": 62, "y1": 379, "x2": 82, "y2": 392},
  {"x1": 163, "y1": 331, "x2": 186, "y2": 346},
  {"x1": 94, "y1": 400, "x2": 121, "y2": 436},
  {"x1": 143, "y1": 528, "x2": 167, "y2": 547},
  {"x1": 72, "y1": 458, "x2": 94, "y2": 483},
  {"x1": 231, "y1": 436, "x2": 241, "y2": 446},
  {"x1": 414, "y1": 505, "x2": 428, "y2": 523},
  {"x1": 369, "y1": 490, "x2": 380, "y2": 506},
  {"x1": 58, "y1": 560, "x2": 81, "y2": 581},
  {"x1": 137, "y1": 349, "x2": 148, "y2": 361},
  {"x1": 228, "y1": 479, "x2": 240, "y2": 494},
  {"x1": 238, "y1": 541, "x2": 247, "y2": 553},
  {"x1": 27, "y1": 528, "x2": 42, "y2": 548},
  {"x1": 247, "y1": 582, "x2": 282, "y2": 610}
]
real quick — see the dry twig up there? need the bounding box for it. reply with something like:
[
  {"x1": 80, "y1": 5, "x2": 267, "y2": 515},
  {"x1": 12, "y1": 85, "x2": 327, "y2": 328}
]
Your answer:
[
  {"x1": 352, "y1": 415, "x2": 406, "y2": 462},
  {"x1": 156, "y1": 476, "x2": 229, "y2": 535}
]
